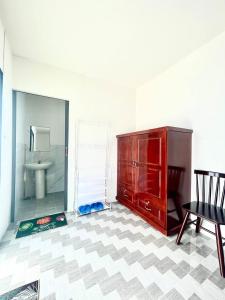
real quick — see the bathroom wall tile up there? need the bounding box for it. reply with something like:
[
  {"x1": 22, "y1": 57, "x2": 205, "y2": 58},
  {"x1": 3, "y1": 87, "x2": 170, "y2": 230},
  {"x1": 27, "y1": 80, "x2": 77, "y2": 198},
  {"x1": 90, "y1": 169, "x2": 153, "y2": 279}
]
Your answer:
[{"x1": 47, "y1": 145, "x2": 65, "y2": 193}]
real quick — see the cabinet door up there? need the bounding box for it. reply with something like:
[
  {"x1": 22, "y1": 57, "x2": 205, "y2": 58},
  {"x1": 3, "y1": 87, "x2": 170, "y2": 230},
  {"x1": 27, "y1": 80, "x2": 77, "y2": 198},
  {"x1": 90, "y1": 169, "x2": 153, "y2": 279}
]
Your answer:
[
  {"x1": 117, "y1": 136, "x2": 135, "y2": 187},
  {"x1": 117, "y1": 136, "x2": 133, "y2": 162},
  {"x1": 136, "y1": 132, "x2": 163, "y2": 166},
  {"x1": 135, "y1": 131, "x2": 166, "y2": 225},
  {"x1": 118, "y1": 161, "x2": 134, "y2": 186},
  {"x1": 117, "y1": 136, "x2": 135, "y2": 204}
]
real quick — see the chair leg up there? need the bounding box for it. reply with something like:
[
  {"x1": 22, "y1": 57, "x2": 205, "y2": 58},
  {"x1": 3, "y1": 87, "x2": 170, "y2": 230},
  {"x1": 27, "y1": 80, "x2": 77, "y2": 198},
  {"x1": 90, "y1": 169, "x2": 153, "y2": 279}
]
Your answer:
[
  {"x1": 195, "y1": 217, "x2": 202, "y2": 233},
  {"x1": 176, "y1": 212, "x2": 190, "y2": 245},
  {"x1": 215, "y1": 224, "x2": 225, "y2": 278},
  {"x1": 173, "y1": 195, "x2": 183, "y2": 223}
]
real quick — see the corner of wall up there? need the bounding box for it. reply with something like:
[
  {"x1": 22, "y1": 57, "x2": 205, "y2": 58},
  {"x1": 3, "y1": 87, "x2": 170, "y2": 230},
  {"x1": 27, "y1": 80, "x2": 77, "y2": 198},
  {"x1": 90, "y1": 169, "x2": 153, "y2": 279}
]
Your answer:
[{"x1": 0, "y1": 19, "x2": 13, "y2": 240}]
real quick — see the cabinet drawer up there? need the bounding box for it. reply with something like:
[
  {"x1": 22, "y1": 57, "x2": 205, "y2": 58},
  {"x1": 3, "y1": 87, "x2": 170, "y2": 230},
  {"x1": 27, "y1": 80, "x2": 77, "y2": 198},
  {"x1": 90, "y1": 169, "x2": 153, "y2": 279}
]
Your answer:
[
  {"x1": 118, "y1": 185, "x2": 133, "y2": 204},
  {"x1": 136, "y1": 197, "x2": 165, "y2": 226}
]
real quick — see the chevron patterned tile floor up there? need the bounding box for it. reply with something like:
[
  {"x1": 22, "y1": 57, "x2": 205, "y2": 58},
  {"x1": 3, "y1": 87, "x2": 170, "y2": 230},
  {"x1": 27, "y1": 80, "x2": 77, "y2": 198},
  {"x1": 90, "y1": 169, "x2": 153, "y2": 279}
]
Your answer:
[{"x1": 0, "y1": 203, "x2": 225, "y2": 299}]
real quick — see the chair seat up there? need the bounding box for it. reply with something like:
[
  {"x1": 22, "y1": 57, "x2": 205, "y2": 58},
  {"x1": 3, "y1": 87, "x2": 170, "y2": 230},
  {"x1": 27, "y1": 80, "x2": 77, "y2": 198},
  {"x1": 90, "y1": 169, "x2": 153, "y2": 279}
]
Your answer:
[{"x1": 183, "y1": 201, "x2": 225, "y2": 225}]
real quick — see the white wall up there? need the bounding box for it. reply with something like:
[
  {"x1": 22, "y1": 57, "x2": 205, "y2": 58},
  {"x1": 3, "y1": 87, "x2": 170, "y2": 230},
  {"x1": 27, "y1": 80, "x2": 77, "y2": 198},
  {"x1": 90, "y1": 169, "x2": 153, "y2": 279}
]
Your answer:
[
  {"x1": 7, "y1": 19, "x2": 225, "y2": 239},
  {"x1": 13, "y1": 56, "x2": 136, "y2": 212},
  {"x1": 18, "y1": 93, "x2": 65, "y2": 146},
  {"x1": 0, "y1": 22, "x2": 4, "y2": 70},
  {"x1": 13, "y1": 30, "x2": 225, "y2": 217},
  {"x1": 136, "y1": 31, "x2": 225, "y2": 233},
  {"x1": 136, "y1": 31, "x2": 225, "y2": 174},
  {"x1": 0, "y1": 20, "x2": 13, "y2": 240}
]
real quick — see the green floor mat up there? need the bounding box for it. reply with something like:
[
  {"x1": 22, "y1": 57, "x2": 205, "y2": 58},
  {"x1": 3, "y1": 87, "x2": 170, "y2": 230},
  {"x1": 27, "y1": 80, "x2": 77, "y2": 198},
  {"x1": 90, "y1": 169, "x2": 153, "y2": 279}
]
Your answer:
[{"x1": 16, "y1": 212, "x2": 67, "y2": 238}]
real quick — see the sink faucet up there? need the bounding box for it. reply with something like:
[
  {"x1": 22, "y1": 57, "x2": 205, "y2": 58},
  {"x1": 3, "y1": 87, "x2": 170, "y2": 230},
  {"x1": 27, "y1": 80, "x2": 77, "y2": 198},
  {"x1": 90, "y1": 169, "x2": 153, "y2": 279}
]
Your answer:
[{"x1": 38, "y1": 160, "x2": 41, "y2": 164}]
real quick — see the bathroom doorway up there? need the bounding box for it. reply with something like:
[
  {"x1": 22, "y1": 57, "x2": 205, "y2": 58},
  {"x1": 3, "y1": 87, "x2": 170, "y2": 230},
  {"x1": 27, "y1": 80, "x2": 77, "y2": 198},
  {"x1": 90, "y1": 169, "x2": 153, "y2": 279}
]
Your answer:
[{"x1": 11, "y1": 91, "x2": 69, "y2": 222}]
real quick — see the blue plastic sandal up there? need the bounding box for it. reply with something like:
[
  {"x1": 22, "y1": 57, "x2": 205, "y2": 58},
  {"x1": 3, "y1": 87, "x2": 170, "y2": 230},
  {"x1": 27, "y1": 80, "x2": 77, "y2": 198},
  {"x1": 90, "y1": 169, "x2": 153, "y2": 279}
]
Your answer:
[
  {"x1": 84, "y1": 205, "x2": 91, "y2": 214},
  {"x1": 90, "y1": 202, "x2": 97, "y2": 211},
  {"x1": 79, "y1": 204, "x2": 91, "y2": 215},
  {"x1": 95, "y1": 202, "x2": 104, "y2": 211}
]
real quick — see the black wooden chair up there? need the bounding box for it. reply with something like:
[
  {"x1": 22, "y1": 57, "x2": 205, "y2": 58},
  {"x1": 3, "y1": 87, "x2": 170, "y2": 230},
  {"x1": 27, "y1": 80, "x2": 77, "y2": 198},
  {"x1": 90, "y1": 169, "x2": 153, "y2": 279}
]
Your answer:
[{"x1": 176, "y1": 170, "x2": 225, "y2": 277}]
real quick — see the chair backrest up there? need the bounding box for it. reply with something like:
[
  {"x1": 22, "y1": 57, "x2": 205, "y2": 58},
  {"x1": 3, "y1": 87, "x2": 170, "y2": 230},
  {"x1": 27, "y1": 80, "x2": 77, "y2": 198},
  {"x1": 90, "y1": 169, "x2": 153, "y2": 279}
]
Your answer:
[
  {"x1": 168, "y1": 166, "x2": 184, "y2": 196},
  {"x1": 195, "y1": 170, "x2": 225, "y2": 208}
]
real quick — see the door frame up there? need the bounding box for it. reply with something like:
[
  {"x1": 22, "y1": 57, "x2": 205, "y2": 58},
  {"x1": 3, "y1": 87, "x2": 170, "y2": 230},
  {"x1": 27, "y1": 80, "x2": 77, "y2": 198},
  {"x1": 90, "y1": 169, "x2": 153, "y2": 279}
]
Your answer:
[{"x1": 11, "y1": 90, "x2": 69, "y2": 222}]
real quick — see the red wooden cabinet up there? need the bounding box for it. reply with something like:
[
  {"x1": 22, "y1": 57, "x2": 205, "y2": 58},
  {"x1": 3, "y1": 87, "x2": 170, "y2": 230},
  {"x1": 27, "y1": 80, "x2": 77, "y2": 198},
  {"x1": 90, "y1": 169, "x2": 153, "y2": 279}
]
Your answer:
[{"x1": 116, "y1": 126, "x2": 193, "y2": 236}]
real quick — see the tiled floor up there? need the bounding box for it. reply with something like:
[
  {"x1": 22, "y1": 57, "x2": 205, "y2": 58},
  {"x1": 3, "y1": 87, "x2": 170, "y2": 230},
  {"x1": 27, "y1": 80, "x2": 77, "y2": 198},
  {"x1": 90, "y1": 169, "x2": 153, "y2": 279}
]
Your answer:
[
  {"x1": 0, "y1": 203, "x2": 225, "y2": 299},
  {"x1": 16, "y1": 191, "x2": 65, "y2": 221}
]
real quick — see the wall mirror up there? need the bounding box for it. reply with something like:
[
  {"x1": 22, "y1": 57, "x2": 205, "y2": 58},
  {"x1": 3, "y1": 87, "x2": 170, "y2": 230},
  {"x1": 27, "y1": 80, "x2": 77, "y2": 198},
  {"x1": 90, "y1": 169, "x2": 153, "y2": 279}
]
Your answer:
[{"x1": 30, "y1": 125, "x2": 50, "y2": 151}]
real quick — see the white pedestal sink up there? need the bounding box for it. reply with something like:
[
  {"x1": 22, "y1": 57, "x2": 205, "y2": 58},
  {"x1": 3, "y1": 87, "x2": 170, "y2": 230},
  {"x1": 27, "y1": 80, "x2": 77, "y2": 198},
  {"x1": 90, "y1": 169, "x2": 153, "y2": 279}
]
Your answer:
[{"x1": 25, "y1": 161, "x2": 52, "y2": 199}]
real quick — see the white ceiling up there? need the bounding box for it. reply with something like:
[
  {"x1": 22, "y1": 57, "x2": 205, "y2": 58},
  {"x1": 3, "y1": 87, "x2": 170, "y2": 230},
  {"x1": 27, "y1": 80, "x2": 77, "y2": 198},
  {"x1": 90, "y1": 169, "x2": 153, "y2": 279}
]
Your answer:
[{"x1": 1, "y1": 0, "x2": 225, "y2": 88}]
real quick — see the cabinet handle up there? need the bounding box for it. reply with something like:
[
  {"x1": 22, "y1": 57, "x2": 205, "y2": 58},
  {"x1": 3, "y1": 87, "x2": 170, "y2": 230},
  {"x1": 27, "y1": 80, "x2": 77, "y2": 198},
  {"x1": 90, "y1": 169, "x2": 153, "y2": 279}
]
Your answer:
[
  {"x1": 132, "y1": 161, "x2": 137, "y2": 167},
  {"x1": 145, "y1": 201, "x2": 152, "y2": 211},
  {"x1": 123, "y1": 189, "x2": 129, "y2": 198}
]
